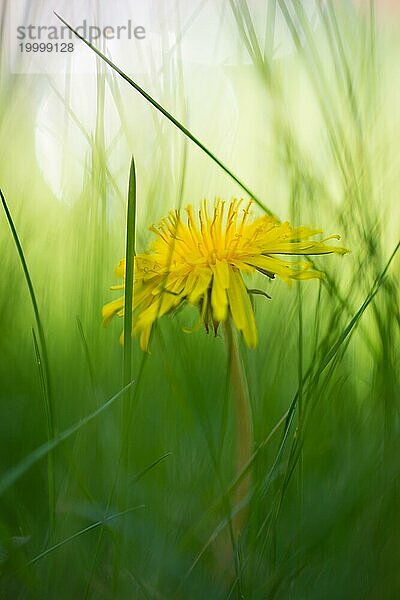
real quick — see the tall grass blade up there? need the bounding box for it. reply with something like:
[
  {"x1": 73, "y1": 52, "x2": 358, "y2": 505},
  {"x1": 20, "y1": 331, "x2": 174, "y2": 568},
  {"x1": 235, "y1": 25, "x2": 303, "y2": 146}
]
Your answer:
[
  {"x1": 53, "y1": 12, "x2": 274, "y2": 217},
  {"x1": 0, "y1": 186, "x2": 56, "y2": 536},
  {"x1": 123, "y1": 156, "x2": 136, "y2": 399}
]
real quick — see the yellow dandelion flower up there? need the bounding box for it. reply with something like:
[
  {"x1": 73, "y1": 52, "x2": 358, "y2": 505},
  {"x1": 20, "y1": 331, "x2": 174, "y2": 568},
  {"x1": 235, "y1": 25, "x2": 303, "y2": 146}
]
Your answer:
[{"x1": 102, "y1": 199, "x2": 349, "y2": 350}]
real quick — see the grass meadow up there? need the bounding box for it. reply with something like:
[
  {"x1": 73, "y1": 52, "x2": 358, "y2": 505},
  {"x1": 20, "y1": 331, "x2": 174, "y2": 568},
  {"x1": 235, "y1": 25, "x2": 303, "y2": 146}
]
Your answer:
[{"x1": 0, "y1": 1, "x2": 399, "y2": 598}]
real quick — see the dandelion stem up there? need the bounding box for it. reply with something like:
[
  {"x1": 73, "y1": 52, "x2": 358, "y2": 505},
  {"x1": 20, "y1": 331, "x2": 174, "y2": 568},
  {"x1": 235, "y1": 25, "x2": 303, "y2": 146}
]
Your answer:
[{"x1": 224, "y1": 318, "x2": 253, "y2": 539}]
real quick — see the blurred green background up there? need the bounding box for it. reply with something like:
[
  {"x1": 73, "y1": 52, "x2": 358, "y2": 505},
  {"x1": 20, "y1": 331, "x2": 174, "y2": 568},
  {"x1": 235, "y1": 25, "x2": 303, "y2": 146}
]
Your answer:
[{"x1": 0, "y1": 1, "x2": 399, "y2": 598}]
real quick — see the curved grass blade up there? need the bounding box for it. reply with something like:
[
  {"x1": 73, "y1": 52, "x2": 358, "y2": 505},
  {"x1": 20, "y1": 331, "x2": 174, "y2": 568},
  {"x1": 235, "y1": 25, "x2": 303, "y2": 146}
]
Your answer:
[
  {"x1": 53, "y1": 13, "x2": 275, "y2": 217},
  {"x1": 0, "y1": 187, "x2": 55, "y2": 534},
  {"x1": 27, "y1": 505, "x2": 144, "y2": 566},
  {"x1": 0, "y1": 380, "x2": 134, "y2": 496},
  {"x1": 0, "y1": 188, "x2": 54, "y2": 433}
]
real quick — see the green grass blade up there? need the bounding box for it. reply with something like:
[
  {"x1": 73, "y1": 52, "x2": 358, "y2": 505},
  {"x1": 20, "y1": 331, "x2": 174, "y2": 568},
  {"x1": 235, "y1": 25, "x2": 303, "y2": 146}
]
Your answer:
[
  {"x1": 27, "y1": 505, "x2": 144, "y2": 566},
  {"x1": 0, "y1": 186, "x2": 56, "y2": 537},
  {"x1": 0, "y1": 188, "x2": 54, "y2": 433},
  {"x1": 123, "y1": 156, "x2": 137, "y2": 396},
  {"x1": 0, "y1": 381, "x2": 134, "y2": 496},
  {"x1": 53, "y1": 12, "x2": 275, "y2": 217}
]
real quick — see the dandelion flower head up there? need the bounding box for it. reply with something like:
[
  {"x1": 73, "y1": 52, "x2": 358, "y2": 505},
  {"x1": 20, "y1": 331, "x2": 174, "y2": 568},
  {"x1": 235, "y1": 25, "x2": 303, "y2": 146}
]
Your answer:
[{"x1": 103, "y1": 199, "x2": 348, "y2": 350}]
